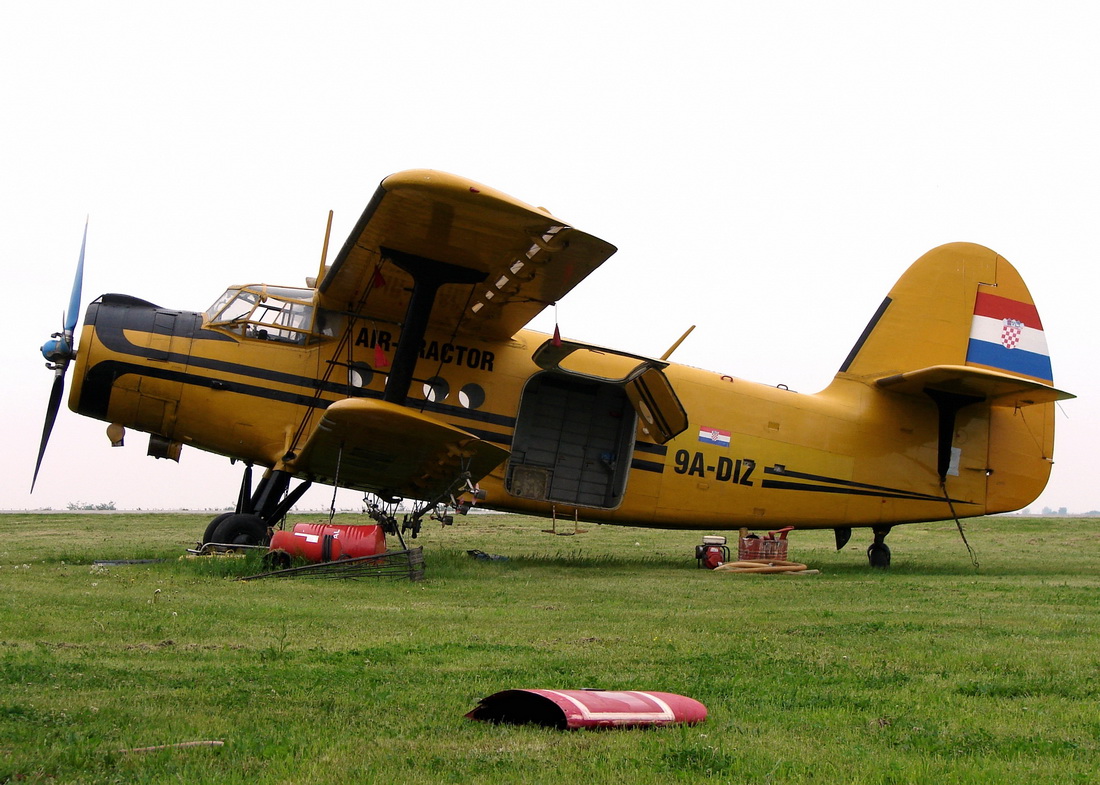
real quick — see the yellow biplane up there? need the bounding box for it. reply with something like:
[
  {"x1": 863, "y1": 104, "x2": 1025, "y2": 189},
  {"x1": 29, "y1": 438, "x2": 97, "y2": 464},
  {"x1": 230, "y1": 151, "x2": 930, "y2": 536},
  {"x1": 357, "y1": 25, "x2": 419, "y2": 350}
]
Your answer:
[{"x1": 36, "y1": 170, "x2": 1073, "y2": 566}]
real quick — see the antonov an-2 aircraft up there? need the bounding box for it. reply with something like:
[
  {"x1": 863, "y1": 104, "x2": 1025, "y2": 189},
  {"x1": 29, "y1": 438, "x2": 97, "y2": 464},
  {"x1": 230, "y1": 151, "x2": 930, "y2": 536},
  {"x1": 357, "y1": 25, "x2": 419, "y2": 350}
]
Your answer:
[{"x1": 36, "y1": 170, "x2": 1073, "y2": 566}]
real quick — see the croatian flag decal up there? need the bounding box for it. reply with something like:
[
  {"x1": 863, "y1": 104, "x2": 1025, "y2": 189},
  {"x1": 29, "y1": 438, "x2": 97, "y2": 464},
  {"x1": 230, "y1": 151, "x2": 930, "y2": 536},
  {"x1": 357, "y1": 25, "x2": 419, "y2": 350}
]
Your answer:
[
  {"x1": 698, "y1": 426, "x2": 731, "y2": 447},
  {"x1": 1001, "y1": 318, "x2": 1024, "y2": 349},
  {"x1": 965, "y1": 292, "x2": 1053, "y2": 382}
]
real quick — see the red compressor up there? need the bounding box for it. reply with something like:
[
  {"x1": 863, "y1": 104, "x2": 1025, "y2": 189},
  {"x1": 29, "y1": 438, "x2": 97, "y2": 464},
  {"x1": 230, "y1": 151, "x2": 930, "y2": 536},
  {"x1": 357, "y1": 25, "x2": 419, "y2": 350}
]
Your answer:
[{"x1": 695, "y1": 535, "x2": 730, "y2": 569}]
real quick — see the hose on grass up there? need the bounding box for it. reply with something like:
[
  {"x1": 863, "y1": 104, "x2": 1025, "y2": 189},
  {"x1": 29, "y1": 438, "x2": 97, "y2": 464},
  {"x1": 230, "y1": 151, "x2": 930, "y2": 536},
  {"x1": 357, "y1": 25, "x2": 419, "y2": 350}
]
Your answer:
[{"x1": 714, "y1": 559, "x2": 810, "y2": 574}]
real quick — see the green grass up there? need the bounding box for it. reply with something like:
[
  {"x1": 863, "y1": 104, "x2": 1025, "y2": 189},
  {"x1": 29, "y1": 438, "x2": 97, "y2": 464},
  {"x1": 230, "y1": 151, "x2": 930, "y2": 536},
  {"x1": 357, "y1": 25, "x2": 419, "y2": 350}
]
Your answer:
[{"x1": 0, "y1": 512, "x2": 1098, "y2": 783}]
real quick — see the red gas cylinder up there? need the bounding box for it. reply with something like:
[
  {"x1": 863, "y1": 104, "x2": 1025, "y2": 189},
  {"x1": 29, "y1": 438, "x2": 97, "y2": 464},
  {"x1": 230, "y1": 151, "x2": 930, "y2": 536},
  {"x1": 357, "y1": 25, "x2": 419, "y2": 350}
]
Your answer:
[{"x1": 268, "y1": 523, "x2": 386, "y2": 564}]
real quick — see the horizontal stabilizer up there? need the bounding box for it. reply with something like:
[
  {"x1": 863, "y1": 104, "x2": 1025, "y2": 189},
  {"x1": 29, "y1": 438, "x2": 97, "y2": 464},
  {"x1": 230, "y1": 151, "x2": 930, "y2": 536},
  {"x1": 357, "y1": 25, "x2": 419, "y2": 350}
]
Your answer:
[
  {"x1": 874, "y1": 365, "x2": 1074, "y2": 407},
  {"x1": 292, "y1": 398, "x2": 510, "y2": 499}
]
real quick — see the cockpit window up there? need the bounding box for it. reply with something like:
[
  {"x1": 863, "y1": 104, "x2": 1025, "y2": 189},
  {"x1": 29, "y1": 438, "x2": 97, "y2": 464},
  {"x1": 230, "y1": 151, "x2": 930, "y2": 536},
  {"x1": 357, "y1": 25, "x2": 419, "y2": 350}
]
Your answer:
[
  {"x1": 205, "y1": 285, "x2": 318, "y2": 344},
  {"x1": 205, "y1": 288, "x2": 240, "y2": 321}
]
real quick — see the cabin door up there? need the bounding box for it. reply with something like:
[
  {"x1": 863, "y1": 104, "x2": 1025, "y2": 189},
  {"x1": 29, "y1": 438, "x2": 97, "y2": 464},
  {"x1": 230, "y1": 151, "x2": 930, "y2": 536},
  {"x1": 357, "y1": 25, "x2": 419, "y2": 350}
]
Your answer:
[
  {"x1": 505, "y1": 339, "x2": 689, "y2": 509},
  {"x1": 507, "y1": 373, "x2": 636, "y2": 509}
]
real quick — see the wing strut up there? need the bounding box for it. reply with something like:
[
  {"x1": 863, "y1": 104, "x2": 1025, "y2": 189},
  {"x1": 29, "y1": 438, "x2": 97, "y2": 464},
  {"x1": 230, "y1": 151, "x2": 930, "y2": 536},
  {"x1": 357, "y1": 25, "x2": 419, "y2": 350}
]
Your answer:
[{"x1": 380, "y1": 248, "x2": 486, "y2": 405}]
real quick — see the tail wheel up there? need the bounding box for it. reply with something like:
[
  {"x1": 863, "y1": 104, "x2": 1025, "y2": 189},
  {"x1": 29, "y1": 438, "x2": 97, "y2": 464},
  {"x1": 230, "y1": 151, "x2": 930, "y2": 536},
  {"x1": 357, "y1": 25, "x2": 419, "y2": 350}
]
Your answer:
[
  {"x1": 211, "y1": 513, "x2": 269, "y2": 546},
  {"x1": 867, "y1": 542, "x2": 891, "y2": 568}
]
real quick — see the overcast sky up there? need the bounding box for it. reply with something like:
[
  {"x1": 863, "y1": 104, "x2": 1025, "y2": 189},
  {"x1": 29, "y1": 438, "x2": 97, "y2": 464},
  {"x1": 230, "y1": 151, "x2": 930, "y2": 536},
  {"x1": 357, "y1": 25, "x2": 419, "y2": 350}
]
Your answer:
[{"x1": 2, "y1": 1, "x2": 1097, "y2": 517}]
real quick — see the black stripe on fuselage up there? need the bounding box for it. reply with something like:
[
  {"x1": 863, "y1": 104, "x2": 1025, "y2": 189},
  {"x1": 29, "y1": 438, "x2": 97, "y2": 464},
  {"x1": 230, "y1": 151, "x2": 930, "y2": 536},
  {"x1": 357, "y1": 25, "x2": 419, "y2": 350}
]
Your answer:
[
  {"x1": 81, "y1": 360, "x2": 331, "y2": 419},
  {"x1": 630, "y1": 458, "x2": 665, "y2": 473},
  {"x1": 633, "y1": 441, "x2": 668, "y2": 456},
  {"x1": 762, "y1": 465, "x2": 973, "y2": 505},
  {"x1": 80, "y1": 352, "x2": 520, "y2": 436}
]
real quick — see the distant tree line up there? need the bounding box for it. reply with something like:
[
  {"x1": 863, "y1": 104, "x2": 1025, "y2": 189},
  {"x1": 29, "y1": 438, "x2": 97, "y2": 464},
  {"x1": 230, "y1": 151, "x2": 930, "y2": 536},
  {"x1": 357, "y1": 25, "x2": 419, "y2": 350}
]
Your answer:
[{"x1": 66, "y1": 501, "x2": 117, "y2": 511}]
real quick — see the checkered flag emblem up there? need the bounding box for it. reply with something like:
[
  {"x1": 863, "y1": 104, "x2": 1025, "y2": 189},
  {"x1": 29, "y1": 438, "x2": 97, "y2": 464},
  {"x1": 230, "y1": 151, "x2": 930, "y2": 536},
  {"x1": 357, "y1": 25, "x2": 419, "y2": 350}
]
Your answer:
[{"x1": 1001, "y1": 318, "x2": 1024, "y2": 349}]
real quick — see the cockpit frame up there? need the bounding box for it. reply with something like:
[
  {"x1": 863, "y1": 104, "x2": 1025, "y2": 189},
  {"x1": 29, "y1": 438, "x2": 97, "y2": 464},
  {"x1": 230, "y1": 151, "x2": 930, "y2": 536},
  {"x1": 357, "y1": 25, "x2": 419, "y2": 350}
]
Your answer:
[{"x1": 204, "y1": 285, "x2": 335, "y2": 344}]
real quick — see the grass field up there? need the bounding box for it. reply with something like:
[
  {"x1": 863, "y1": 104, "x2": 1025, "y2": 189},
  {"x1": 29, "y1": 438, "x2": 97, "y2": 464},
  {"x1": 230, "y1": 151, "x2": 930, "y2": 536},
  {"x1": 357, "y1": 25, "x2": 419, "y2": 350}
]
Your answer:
[{"x1": 1, "y1": 512, "x2": 1097, "y2": 783}]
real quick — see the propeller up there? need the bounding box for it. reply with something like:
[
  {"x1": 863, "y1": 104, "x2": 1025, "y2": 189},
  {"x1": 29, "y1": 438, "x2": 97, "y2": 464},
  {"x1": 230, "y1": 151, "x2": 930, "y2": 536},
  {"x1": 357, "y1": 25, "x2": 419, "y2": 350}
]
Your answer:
[{"x1": 32, "y1": 218, "x2": 87, "y2": 492}]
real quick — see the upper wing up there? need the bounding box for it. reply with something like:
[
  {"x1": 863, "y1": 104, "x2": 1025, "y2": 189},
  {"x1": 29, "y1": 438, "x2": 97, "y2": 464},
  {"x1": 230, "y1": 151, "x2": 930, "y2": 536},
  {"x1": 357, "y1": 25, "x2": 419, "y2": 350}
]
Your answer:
[
  {"x1": 289, "y1": 398, "x2": 510, "y2": 500},
  {"x1": 317, "y1": 170, "x2": 617, "y2": 341}
]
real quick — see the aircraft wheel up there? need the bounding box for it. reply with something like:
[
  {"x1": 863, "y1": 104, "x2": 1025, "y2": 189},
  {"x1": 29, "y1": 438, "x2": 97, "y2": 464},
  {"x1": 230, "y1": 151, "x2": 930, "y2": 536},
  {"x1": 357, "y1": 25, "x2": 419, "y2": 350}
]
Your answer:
[
  {"x1": 202, "y1": 512, "x2": 234, "y2": 544},
  {"x1": 867, "y1": 542, "x2": 891, "y2": 569},
  {"x1": 211, "y1": 513, "x2": 269, "y2": 546}
]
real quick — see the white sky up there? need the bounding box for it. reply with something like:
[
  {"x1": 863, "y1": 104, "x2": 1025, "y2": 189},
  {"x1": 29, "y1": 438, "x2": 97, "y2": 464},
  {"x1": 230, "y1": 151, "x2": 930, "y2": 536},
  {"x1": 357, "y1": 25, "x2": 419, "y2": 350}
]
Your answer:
[{"x1": 2, "y1": 1, "x2": 1097, "y2": 515}]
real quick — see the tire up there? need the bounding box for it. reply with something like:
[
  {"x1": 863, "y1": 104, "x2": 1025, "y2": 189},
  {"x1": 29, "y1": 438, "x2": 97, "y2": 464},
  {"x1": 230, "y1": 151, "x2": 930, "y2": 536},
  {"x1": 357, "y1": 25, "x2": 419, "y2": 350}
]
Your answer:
[
  {"x1": 867, "y1": 542, "x2": 891, "y2": 569},
  {"x1": 202, "y1": 512, "x2": 235, "y2": 545},
  {"x1": 211, "y1": 513, "x2": 269, "y2": 546}
]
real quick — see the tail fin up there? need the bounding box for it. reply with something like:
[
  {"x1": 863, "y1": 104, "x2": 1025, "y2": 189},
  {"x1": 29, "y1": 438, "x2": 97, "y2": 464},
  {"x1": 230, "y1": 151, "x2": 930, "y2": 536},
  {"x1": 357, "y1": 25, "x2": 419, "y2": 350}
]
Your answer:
[
  {"x1": 839, "y1": 242, "x2": 1056, "y2": 384},
  {"x1": 836, "y1": 242, "x2": 1072, "y2": 513}
]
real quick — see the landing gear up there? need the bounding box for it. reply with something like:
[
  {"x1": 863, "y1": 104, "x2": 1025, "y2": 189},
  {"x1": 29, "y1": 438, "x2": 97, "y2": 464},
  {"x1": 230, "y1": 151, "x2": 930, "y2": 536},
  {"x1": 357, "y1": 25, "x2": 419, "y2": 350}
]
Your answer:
[
  {"x1": 200, "y1": 464, "x2": 313, "y2": 547},
  {"x1": 867, "y1": 542, "x2": 891, "y2": 568},
  {"x1": 867, "y1": 527, "x2": 892, "y2": 568},
  {"x1": 211, "y1": 513, "x2": 267, "y2": 545}
]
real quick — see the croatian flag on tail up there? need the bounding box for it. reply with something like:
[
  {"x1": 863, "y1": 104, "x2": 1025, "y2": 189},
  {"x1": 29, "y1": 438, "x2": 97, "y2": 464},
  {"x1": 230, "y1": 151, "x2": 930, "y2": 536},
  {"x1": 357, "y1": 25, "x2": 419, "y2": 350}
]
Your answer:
[
  {"x1": 965, "y1": 292, "x2": 1053, "y2": 383},
  {"x1": 698, "y1": 426, "x2": 731, "y2": 447}
]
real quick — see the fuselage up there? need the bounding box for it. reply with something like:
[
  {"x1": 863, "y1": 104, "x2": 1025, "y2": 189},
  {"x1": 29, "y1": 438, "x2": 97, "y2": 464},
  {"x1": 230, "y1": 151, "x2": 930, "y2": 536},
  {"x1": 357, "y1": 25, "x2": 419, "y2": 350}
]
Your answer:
[{"x1": 68, "y1": 290, "x2": 1052, "y2": 531}]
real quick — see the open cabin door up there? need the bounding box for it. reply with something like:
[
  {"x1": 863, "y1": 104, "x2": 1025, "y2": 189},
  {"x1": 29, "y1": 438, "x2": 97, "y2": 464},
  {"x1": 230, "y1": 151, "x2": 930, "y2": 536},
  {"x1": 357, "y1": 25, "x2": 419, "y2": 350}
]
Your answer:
[{"x1": 505, "y1": 340, "x2": 688, "y2": 509}]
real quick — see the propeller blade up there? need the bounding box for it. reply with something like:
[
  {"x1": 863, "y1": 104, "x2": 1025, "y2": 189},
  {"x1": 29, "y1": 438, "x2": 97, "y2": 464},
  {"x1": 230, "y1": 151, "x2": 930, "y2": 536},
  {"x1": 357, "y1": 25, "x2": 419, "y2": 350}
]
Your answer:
[
  {"x1": 31, "y1": 374, "x2": 66, "y2": 492},
  {"x1": 34, "y1": 219, "x2": 88, "y2": 492},
  {"x1": 65, "y1": 218, "x2": 88, "y2": 335}
]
